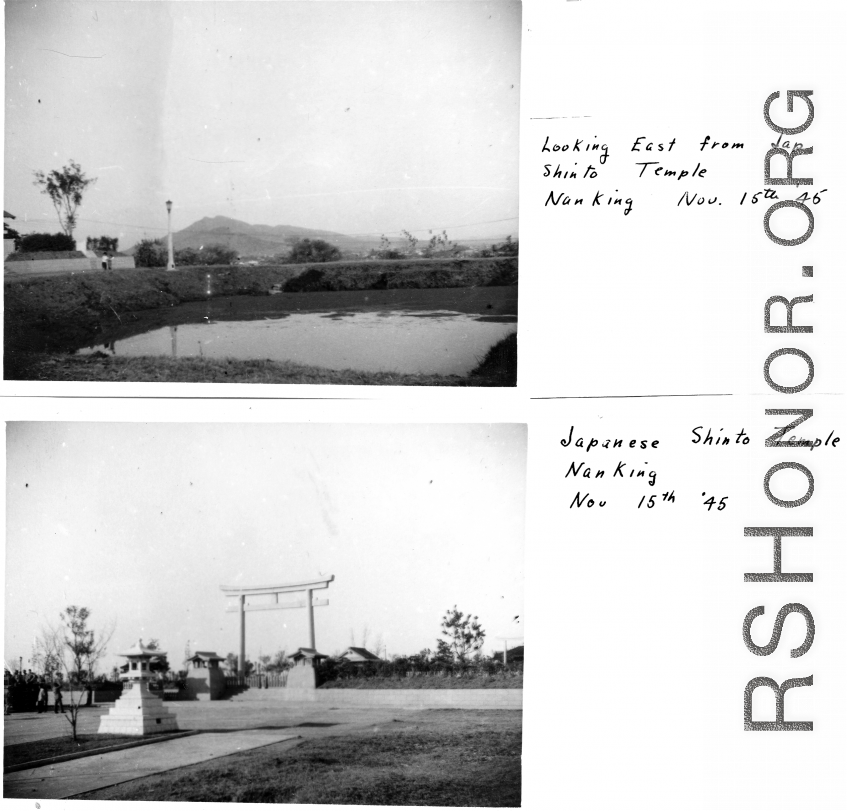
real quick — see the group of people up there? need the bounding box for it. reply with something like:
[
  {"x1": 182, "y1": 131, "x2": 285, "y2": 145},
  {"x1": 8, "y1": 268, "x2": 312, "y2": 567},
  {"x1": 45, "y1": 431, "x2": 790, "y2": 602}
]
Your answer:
[
  {"x1": 100, "y1": 253, "x2": 113, "y2": 271},
  {"x1": 3, "y1": 669, "x2": 64, "y2": 715}
]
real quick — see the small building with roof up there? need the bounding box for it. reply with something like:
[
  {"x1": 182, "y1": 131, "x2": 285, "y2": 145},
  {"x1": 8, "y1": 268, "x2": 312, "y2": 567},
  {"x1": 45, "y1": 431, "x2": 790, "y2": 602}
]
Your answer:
[
  {"x1": 3, "y1": 211, "x2": 17, "y2": 258},
  {"x1": 186, "y1": 651, "x2": 226, "y2": 669},
  {"x1": 340, "y1": 647, "x2": 382, "y2": 664},
  {"x1": 184, "y1": 650, "x2": 226, "y2": 700}
]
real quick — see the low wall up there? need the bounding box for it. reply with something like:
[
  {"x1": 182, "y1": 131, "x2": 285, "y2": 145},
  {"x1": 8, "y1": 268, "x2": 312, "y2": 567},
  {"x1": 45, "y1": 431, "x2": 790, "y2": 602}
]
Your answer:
[
  {"x1": 46, "y1": 689, "x2": 122, "y2": 706},
  {"x1": 5, "y1": 257, "x2": 95, "y2": 275},
  {"x1": 92, "y1": 689, "x2": 123, "y2": 703},
  {"x1": 4, "y1": 256, "x2": 135, "y2": 276},
  {"x1": 243, "y1": 688, "x2": 522, "y2": 709}
]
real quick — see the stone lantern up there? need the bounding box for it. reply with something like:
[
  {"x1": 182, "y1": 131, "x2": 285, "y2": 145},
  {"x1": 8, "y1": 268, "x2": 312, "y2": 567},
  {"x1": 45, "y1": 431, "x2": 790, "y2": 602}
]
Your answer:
[{"x1": 98, "y1": 639, "x2": 179, "y2": 736}]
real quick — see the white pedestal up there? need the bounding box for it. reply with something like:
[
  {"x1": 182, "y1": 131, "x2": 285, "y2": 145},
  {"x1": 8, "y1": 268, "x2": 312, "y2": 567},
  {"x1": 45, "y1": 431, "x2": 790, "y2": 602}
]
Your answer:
[{"x1": 98, "y1": 682, "x2": 179, "y2": 736}]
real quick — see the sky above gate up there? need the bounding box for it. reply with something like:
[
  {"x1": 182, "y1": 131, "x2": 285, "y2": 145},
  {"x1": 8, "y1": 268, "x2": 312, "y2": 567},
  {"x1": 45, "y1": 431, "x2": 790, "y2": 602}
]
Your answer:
[
  {"x1": 5, "y1": 423, "x2": 525, "y2": 673},
  {"x1": 4, "y1": 1, "x2": 520, "y2": 248}
]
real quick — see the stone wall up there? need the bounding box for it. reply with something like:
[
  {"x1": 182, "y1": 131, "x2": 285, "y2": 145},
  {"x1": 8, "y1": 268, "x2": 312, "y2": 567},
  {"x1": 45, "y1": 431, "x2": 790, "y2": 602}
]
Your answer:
[{"x1": 240, "y1": 688, "x2": 523, "y2": 709}]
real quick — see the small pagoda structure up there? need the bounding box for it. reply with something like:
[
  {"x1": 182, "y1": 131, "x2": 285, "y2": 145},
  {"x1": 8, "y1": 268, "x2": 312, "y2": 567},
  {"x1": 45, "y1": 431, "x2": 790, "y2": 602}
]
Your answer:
[{"x1": 98, "y1": 639, "x2": 179, "y2": 736}]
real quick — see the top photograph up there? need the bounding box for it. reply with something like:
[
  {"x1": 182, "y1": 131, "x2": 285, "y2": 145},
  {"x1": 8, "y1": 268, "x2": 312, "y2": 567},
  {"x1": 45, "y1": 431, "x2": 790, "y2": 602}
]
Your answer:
[{"x1": 4, "y1": 0, "x2": 520, "y2": 386}]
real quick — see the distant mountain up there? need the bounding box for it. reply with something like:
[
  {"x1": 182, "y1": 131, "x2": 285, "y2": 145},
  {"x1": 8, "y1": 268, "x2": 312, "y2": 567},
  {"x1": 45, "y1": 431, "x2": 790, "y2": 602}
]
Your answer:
[
  {"x1": 171, "y1": 216, "x2": 380, "y2": 257},
  {"x1": 138, "y1": 215, "x2": 515, "y2": 259}
]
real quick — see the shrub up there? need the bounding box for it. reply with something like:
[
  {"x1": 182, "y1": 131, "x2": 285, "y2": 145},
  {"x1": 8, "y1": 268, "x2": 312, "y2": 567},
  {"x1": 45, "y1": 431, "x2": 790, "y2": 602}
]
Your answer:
[
  {"x1": 134, "y1": 241, "x2": 238, "y2": 267},
  {"x1": 283, "y1": 268, "x2": 329, "y2": 292},
  {"x1": 490, "y1": 236, "x2": 519, "y2": 256},
  {"x1": 134, "y1": 238, "x2": 168, "y2": 268},
  {"x1": 197, "y1": 244, "x2": 238, "y2": 265},
  {"x1": 87, "y1": 236, "x2": 119, "y2": 252},
  {"x1": 175, "y1": 247, "x2": 200, "y2": 266},
  {"x1": 288, "y1": 238, "x2": 341, "y2": 264},
  {"x1": 316, "y1": 655, "x2": 522, "y2": 685},
  {"x1": 19, "y1": 232, "x2": 76, "y2": 252},
  {"x1": 371, "y1": 234, "x2": 405, "y2": 260}
]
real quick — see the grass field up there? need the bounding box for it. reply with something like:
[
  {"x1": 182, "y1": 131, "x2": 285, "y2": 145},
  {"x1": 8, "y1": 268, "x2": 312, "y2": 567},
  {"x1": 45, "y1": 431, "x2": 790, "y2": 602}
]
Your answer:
[{"x1": 74, "y1": 709, "x2": 521, "y2": 805}]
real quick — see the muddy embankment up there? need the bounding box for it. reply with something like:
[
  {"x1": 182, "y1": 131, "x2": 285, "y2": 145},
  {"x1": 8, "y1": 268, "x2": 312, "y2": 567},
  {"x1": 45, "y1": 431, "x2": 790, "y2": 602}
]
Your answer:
[{"x1": 4, "y1": 257, "x2": 518, "y2": 377}]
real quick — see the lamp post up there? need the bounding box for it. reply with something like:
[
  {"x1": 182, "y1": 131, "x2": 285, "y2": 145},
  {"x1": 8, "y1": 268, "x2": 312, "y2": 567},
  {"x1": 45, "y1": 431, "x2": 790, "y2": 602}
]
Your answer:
[{"x1": 166, "y1": 199, "x2": 175, "y2": 271}]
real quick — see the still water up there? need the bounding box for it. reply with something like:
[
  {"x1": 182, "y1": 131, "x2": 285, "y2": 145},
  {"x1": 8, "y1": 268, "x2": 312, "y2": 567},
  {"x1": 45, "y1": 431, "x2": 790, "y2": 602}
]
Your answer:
[{"x1": 77, "y1": 289, "x2": 517, "y2": 376}]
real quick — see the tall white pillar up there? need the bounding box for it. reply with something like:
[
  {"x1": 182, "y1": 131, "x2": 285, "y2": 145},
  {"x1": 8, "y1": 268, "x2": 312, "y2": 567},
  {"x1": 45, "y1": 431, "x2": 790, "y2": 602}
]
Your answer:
[
  {"x1": 306, "y1": 588, "x2": 315, "y2": 648},
  {"x1": 239, "y1": 594, "x2": 246, "y2": 678},
  {"x1": 166, "y1": 199, "x2": 175, "y2": 271}
]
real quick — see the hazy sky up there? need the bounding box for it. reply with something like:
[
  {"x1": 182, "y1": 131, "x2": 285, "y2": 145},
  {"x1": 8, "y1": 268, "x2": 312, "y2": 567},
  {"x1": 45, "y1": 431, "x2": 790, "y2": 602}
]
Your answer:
[
  {"x1": 4, "y1": 1, "x2": 521, "y2": 248},
  {"x1": 5, "y1": 423, "x2": 525, "y2": 673}
]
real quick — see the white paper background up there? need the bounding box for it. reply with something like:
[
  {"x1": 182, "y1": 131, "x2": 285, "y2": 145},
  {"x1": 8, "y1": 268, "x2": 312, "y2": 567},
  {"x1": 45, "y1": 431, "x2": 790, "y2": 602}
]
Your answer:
[{"x1": 3, "y1": 1, "x2": 846, "y2": 810}]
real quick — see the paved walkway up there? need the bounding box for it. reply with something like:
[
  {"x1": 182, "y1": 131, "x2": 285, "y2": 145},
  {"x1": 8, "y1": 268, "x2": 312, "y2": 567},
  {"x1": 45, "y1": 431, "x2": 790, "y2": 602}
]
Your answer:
[
  {"x1": 3, "y1": 699, "x2": 426, "y2": 799},
  {"x1": 4, "y1": 730, "x2": 300, "y2": 799}
]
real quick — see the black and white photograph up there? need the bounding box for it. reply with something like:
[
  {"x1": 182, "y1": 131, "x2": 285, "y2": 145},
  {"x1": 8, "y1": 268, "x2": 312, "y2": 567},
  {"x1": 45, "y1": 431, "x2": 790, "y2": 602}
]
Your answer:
[
  {"x1": 4, "y1": 422, "x2": 525, "y2": 802},
  {"x1": 3, "y1": 1, "x2": 519, "y2": 386}
]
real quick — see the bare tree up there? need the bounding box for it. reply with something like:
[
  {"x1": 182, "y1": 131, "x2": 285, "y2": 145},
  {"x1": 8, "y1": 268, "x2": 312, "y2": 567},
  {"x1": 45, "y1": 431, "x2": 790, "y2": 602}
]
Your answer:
[
  {"x1": 29, "y1": 635, "x2": 63, "y2": 677},
  {"x1": 266, "y1": 649, "x2": 289, "y2": 673},
  {"x1": 32, "y1": 160, "x2": 96, "y2": 238},
  {"x1": 60, "y1": 606, "x2": 113, "y2": 686},
  {"x1": 34, "y1": 606, "x2": 114, "y2": 740}
]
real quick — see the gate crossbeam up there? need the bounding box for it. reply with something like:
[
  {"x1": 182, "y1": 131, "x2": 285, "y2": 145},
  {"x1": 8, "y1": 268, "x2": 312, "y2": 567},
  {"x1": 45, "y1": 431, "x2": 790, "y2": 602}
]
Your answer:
[{"x1": 220, "y1": 576, "x2": 334, "y2": 677}]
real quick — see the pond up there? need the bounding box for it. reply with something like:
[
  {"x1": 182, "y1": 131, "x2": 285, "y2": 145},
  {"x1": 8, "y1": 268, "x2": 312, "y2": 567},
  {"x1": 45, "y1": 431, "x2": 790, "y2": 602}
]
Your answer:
[{"x1": 77, "y1": 286, "x2": 517, "y2": 377}]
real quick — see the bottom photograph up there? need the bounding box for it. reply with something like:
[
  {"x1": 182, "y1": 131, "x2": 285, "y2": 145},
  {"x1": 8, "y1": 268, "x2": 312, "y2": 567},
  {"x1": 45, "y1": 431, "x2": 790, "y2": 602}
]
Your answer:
[{"x1": 4, "y1": 422, "x2": 525, "y2": 805}]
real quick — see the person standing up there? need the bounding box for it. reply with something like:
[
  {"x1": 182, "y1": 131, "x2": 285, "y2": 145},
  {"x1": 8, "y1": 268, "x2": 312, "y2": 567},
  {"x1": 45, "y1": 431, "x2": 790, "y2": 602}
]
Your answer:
[
  {"x1": 101, "y1": 253, "x2": 108, "y2": 271},
  {"x1": 36, "y1": 683, "x2": 48, "y2": 713},
  {"x1": 53, "y1": 681, "x2": 64, "y2": 714},
  {"x1": 107, "y1": 253, "x2": 113, "y2": 271}
]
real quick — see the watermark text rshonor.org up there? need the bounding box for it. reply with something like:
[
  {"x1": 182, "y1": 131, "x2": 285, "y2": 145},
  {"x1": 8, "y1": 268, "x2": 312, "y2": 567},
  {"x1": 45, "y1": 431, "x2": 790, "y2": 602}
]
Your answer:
[{"x1": 743, "y1": 90, "x2": 820, "y2": 732}]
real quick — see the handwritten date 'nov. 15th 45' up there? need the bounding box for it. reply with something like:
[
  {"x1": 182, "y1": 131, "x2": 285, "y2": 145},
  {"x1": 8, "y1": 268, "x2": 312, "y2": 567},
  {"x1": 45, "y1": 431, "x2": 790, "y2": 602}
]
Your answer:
[{"x1": 679, "y1": 188, "x2": 828, "y2": 207}]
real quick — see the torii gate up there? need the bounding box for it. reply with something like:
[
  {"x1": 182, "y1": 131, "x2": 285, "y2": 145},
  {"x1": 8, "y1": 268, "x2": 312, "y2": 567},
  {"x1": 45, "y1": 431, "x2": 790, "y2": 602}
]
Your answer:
[{"x1": 220, "y1": 575, "x2": 334, "y2": 677}]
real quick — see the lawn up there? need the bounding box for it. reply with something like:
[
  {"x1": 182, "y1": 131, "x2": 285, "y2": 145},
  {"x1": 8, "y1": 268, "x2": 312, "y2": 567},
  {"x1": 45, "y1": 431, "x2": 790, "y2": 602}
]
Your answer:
[
  {"x1": 75, "y1": 710, "x2": 522, "y2": 806},
  {"x1": 4, "y1": 732, "x2": 180, "y2": 770}
]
